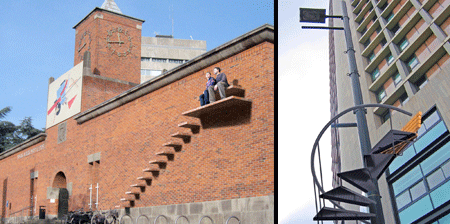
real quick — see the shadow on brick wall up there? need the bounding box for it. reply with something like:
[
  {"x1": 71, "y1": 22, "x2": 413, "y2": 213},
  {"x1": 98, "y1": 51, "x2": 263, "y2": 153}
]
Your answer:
[{"x1": 200, "y1": 103, "x2": 252, "y2": 129}]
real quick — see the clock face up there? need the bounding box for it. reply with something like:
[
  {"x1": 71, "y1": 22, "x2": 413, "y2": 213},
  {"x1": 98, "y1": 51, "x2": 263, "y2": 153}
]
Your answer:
[
  {"x1": 106, "y1": 26, "x2": 133, "y2": 57},
  {"x1": 77, "y1": 31, "x2": 91, "y2": 61}
]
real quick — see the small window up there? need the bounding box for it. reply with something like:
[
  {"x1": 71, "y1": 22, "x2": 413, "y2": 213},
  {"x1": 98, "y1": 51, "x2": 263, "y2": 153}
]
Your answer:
[
  {"x1": 377, "y1": 87, "x2": 386, "y2": 102},
  {"x1": 399, "y1": 38, "x2": 409, "y2": 51},
  {"x1": 363, "y1": 39, "x2": 371, "y2": 48},
  {"x1": 381, "y1": 110, "x2": 391, "y2": 123},
  {"x1": 442, "y1": 160, "x2": 450, "y2": 178},
  {"x1": 381, "y1": 38, "x2": 387, "y2": 46},
  {"x1": 407, "y1": 56, "x2": 419, "y2": 71},
  {"x1": 361, "y1": 27, "x2": 367, "y2": 34},
  {"x1": 393, "y1": 73, "x2": 402, "y2": 85},
  {"x1": 414, "y1": 74, "x2": 428, "y2": 89},
  {"x1": 391, "y1": 23, "x2": 400, "y2": 34},
  {"x1": 152, "y1": 58, "x2": 167, "y2": 63},
  {"x1": 410, "y1": 181, "x2": 427, "y2": 200},
  {"x1": 386, "y1": 12, "x2": 394, "y2": 22},
  {"x1": 376, "y1": 26, "x2": 382, "y2": 34},
  {"x1": 396, "y1": 190, "x2": 412, "y2": 210},
  {"x1": 168, "y1": 59, "x2": 184, "y2": 64},
  {"x1": 427, "y1": 169, "x2": 445, "y2": 189},
  {"x1": 387, "y1": 54, "x2": 394, "y2": 65},
  {"x1": 423, "y1": 110, "x2": 440, "y2": 129},
  {"x1": 399, "y1": 92, "x2": 409, "y2": 105},
  {"x1": 379, "y1": 1, "x2": 388, "y2": 11},
  {"x1": 368, "y1": 52, "x2": 375, "y2": 62},
  {"x1": 372, "y1": 68, "x2": 380, "y2": 81}
]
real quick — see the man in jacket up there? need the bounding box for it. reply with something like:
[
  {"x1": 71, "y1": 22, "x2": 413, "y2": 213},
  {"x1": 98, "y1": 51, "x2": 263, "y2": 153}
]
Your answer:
[{"x1": 208, "y1": 67, "x2": 230, "y2": 103}]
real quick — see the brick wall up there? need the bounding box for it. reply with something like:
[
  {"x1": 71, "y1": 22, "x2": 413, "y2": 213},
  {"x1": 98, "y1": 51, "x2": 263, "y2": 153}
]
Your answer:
[
  {"x1": 81, "y1": 75, "x2": 136, "y2": 113},
  {"x1": 74, "y1": 9, "x2": 143, "y2": 84},
  {"x1": 0, "y1": 41, "x2": 274, "y2": 217}
]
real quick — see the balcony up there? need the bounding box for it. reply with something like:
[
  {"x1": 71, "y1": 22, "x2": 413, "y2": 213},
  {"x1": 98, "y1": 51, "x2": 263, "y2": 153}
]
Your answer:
[
  {"x1": 380, "y1": 0, "x2": 401, "y2": 17},
  {"x1": 359, "y1": 22, "x2": 382, "y2": 45},
  {"x1": 385, "y1": 1, "x2": 414, "y2": 33},
  {"x1": 357, "y1": 11, "x2": 378, "y2": 33},
  {"x1": 365, "y1": 43, "x2": 391, "y2": 74},
  {"x1": 354, "y1": 0, "x2": 370, "y2": 15},
  {"x1": 355, "y1": 3, "x2": 374, "y2": 23}
]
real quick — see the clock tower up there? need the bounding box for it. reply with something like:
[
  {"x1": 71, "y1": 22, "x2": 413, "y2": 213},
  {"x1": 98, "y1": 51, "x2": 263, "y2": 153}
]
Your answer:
[{"x1": 73, "y1": 0, "x2": 144, "y2": 84}]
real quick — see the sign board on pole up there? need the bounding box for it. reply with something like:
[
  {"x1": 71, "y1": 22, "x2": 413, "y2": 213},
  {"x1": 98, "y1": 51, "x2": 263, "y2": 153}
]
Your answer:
[{"x1": 300, "y1": 8, "x2": 326, "y2": 23}]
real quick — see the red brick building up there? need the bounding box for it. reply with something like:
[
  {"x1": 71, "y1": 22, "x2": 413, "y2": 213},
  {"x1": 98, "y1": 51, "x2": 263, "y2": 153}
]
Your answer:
[{"x1": 0, "y1": 4, "x2": 274, "y2": 224}]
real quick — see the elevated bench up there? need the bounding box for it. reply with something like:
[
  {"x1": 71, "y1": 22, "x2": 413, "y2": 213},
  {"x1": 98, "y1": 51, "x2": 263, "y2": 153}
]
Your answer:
[
  {"x1": 372, "y1": 112, "x2": 422, "y2": 154},
  {"x1": 183, "y1": 96, "x2": 252, "y2": 118},
  {"x1": 213, "y1": 85, "x2": 245, "y2": 99}
]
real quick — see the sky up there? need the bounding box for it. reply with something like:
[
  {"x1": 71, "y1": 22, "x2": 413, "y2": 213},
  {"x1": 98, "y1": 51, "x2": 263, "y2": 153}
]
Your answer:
[
  {"x1": 0, "y1": 0, "x2": 274, "y2": 130},
  {"x1": 279, "y1": 0, "x2": 334, "y2": 223}
]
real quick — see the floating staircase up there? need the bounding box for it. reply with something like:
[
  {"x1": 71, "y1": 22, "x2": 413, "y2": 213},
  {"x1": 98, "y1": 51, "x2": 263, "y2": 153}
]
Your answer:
[
  {"x1": 314, "y1": 112, "x2": 422, "y2": 221},
  {"x1": 118, "y1": 85, "x2": 249, "y2": 208}
]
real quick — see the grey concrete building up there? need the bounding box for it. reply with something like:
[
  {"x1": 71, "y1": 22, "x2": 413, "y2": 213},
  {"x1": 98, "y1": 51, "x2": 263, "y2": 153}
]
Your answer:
[
  {"x1": 140, "y1": 36, "x2": 207, "y2": 83},
  {"x1": 328, "y1": 0, "x2": 450, "y2": 223}
]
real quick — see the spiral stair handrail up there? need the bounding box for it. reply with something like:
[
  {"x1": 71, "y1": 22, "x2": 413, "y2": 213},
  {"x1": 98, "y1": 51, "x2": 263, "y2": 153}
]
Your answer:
[{"x1": 311, "y1": 104, "x2": 412, "y2": 222}]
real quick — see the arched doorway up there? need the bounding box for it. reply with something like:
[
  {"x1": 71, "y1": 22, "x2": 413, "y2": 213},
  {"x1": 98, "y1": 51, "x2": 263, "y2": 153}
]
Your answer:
[{"x1": 53, "y1": 172, "x2": 68, "y2": 219}]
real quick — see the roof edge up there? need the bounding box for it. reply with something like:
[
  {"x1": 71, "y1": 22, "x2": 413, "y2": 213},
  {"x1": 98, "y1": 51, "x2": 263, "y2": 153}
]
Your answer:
[
  {"x1": 73, "y1": 7, "x2": 145, "y2": 29},
  {"x1": 74, "y1": 24, "x2": 273, "y2": 124},
  {"x1": 0, "y1": 133, "x2": 47, "y2": 160}
]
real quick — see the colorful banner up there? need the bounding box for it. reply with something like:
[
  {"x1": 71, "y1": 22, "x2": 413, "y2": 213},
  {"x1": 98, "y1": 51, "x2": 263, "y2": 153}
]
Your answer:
[{"x1": 46, "y1": 62, "x2": 83, "y2": 128}]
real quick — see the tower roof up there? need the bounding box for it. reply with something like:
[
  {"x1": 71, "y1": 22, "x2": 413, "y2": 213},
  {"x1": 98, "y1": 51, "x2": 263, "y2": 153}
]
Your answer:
[{"x1": 101, "y1": 0, "x2": 122, "y2": 14}]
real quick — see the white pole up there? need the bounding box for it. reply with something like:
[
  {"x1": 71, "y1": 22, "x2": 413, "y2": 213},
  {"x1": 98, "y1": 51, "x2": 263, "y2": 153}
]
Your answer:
[
  {"x1": 89, "y1": 184, "x2": 92, "y2": 209},
  {"x1": 95, "y1": 183, "x2": 99, "y2": 208}
]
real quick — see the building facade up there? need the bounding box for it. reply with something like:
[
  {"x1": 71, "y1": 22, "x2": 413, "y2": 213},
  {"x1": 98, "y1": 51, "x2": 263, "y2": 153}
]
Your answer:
[
  {"x1": 0, "y1": 1, "x2": 274, "y2": 224},
  {"x1": 140, "y1": 36, "x2": 207, "y2": 83},
  {"x1": 330, "y1": 0, "x2": 450, "y2": 223}
]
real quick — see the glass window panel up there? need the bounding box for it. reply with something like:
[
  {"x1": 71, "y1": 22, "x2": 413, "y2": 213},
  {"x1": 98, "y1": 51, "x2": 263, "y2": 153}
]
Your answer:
[
  {"x1": 394, "y1": 73, "x2": 402, "y2": 85},
  {"x1": 387, "y1": 54, "x2": 394, "y2": 65},
  {"x1": 415, "y1": 122, "x2": 448, "y2": 154},
  {"x1": 438, "y1": 211, "x2": 450, "y2": 224},
  {"x1": 399, "y1": 195, "x2": 433, "y2": 224},
  {"x1": 389, "y1": 145, "x2": 416, "y2": 173},
  {"x1": 377, "y1": 88, "x2": 386, "y2": 102},
  {"x1": 372, "y1": 68, "x2": 380, "y2": 81},
  {"x1": 387, "y1": 13, "x2": 394, "y2": 22},
  {"x1": 408, "y1": 56, "x2": 419, "y2": 70},
  {"x1": 424, "y1": 111, "x2": 441, "y2": 129},
  {"x1": 420, "y1": 139, "x2": 450, "y2": 174},
  {"x1": 419, "y1": 78, "x2": 428, "y2": 89},
  {"x1": 410, "y1": 180, "x2": 427, "y2": 200},
  {"x1": 396, "y1": 190, "x2": 412, "y2": 209},
  {"x1": 400, "y1": 39, "x2": 409, "y2": 51},
  {"x1": 427, "y1": 168, "x2": 446, "y2": 189},
  {"x1": 431, "y1": 179, "x2": 450, "y2": 208},
  {"x1": 369, "y1": 53, "x2": 375, "y2": 62},
  {"x1": 417, "y1": 124, "x2": 426, "y2": 137},
  {"x1": 393, "y1": 166, "x2": 423, "y2": 194},
  {"x1": 442, "y1": 160, "x2": 450, "y2": 178}
]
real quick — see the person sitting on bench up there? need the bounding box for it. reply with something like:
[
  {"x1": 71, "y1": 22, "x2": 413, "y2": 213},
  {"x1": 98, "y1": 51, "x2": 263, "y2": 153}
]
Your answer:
[
  {"x1": 199, "y1": 72, "x2": 216, "y2": 106},
  {"x1": 208, "y1": 67, "x2": 230, "y2": 103}
]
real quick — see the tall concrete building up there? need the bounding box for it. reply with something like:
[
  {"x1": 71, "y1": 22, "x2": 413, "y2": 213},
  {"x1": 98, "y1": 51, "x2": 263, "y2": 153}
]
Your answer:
[
  {"x1": 140, "y1": 35, "x2": 207, "y2": 83},
  {"x1": 328, "y1": 0, "x2": 450, "y2": 223}
]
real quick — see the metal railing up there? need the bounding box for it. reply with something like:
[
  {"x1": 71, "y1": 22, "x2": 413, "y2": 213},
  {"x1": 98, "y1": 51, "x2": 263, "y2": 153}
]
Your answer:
[
  {"x1": 311, "y1": 104, "x2": 412, "y2": 224},
  {"x1": 7, "y1": 206, "x2": 33, "y2": 224}
]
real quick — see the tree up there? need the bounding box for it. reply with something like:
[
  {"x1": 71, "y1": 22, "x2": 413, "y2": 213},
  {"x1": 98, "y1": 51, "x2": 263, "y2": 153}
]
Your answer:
[{"x1": 0, "y1": 107, "x2": 44, "y2": 153}]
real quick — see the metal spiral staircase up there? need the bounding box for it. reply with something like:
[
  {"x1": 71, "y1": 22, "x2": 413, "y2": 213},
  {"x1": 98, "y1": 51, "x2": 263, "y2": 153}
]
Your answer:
[{"x1": 311, "y1": 104, "x2": 421, "y2": 222}]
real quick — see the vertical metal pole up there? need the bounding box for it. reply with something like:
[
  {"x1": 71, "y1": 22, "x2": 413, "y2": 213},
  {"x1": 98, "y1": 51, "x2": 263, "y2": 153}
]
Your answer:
[{"x1": 341, "y1": 1, "x2": 385, "y2": 223}]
